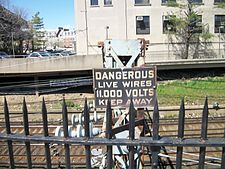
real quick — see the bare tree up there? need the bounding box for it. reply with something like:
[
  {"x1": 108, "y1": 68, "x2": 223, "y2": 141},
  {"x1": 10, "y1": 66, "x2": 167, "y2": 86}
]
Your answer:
[
  {"x1": 0, "y1": 0, "x2": 10, "y2": 7},
  {"x1": 0, "y1": 4, "x2": 32, "y2": 54}
]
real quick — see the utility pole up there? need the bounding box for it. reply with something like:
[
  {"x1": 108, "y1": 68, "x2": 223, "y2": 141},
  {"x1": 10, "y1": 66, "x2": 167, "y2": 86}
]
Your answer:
[
  {"x1": 11, "y1": 32, "x2": 15, "y2": 57},
  {"x1": 125, "y1": 0, "x2": 128, "y2": 40},
  {"x1": 219, "y1": 26, "x2": 221, "y2": 57},
  {"x1": 218, "y1": 25, "x2": 224, "y2": 57},
  {"x1": 105, "y1": 26, "x2": 109, "y2": 40},
  {"x1": 84, "y1": 0, "x2": 89, "y2": 55},
  {"x1": 167, "y1": 25, "x2": 172, "y2": 59}
]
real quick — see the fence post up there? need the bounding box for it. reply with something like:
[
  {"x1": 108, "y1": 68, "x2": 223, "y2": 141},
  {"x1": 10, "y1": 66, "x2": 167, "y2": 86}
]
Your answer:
[
  {"x1": 106, "y1": 100, "x2": 113, "y2": 169},
  {"x1": 176, "y1": 98, "x2": 185, "y2": 169},
  {"x1": 41, "y1": 97, "x2": 52, "y2": 169},
  {"x1": 22, "y1": 98, "x2": 32, "y2": 169},
  {"x1": 62, "y1": 98, "x2": 71, "y2": 169},
  {"x1": 198, "y1": 97, "x2": 209, "y2": 169},
  {"x1": 151, "y1": 97, "x2": 160, "y2": 169},
  {"x1": 129, "y1": 99, "x2": 136, "y2": 169},
  {"x1": 221, "y1": 129, "x2": 225, "y2": 169},
  {"x1": 84, "y1": 98, "x2": 91, "y2": 168},
  {"x1": 4, "y1": 97, "x2": 15, "y2": 169}
]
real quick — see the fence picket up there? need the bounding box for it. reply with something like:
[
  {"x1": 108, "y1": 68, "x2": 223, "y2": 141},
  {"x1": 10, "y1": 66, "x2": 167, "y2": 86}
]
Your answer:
[
  {"x1": 176, "y1": 98, "x2": 185, "y2": 169},
  {"x1": 41, "y1": 97, "x2": 52, "y2": 169},
  {"x1": 221, "y1": 129, "x2": 225, "y2": 169},
  {"x1": 151, "y1": 97, "x2": 160, "y2": 169},
  {"x1": 0, "y1": 97, "x2": 224, "y2": 169},
  {"x1": 129, "y1": 99, "x2": 136, "y2": 169},
  {"x1": 22, "y1": 98, "x2": 32, "y2": 169},
  {"x1": 4, "y1": 97, "x2": 15, "y2": 169},
  {"x1": 198, "y1": 98, "x2": 209, "y2": 169},
  {"x1": 62, "y1": 98, "x2": 71, "y2": 169},
  {"x1": 84, "y1": 98, "x2": 91, "y2": 168},
  {"x1": 106, "y1": 100, "x2": 113, "y2": 169}
]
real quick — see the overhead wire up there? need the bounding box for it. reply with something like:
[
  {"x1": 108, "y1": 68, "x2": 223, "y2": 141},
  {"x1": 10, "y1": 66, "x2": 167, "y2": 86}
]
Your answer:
[
  {"x1": 0, "y1": 76, "x2": 93, "y2": 90},
  {"x1": 0, "y1": 77, "x2": 93, "y2": 95},
  {"x1": 0, "y1": 79, "x2": 49, "y2": 89}
]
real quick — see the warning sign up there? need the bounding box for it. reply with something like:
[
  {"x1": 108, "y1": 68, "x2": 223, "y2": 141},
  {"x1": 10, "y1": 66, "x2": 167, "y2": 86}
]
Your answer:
[{"x1": 93, "y1": 67, "x2": 156, "y2": 108}]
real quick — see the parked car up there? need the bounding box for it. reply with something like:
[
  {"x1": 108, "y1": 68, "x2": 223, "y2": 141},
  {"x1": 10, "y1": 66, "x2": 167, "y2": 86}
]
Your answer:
[
  {"x1": 51, "y1": 52, "x2": 70, "y2": 57},
  {"x1": 65, "y1": 50, "x2": 76, "y2": 55},
  {"x1": 48, "y1": 50, "x2": 71, "y2": 57},
  {"x1": 0, "y1": 51, "x2": 10, "y2": 59},
  {"x1": 52, "y1": 53, "x2": 64, "y2": 57},
  {"x1": 28, "y1": 51, "x2": 51, "y2": 58}
]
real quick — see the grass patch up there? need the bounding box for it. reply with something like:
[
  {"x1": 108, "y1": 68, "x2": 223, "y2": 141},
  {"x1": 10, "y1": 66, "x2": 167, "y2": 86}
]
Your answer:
[
  {"x1": 60, "y1": 100, "x2": 81, "y2": 109},
  {"x1": 163, "y1": 113, "x2": 178, "y2": 119},
  {"x1": 157, "y1": 77, "x2": 225, "y2": 106}
]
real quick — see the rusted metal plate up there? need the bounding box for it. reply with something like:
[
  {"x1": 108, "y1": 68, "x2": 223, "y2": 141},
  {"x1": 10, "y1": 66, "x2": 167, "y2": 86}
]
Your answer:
[{"x1": 93, "y1": 67, "x2": 156, "y2": 108}]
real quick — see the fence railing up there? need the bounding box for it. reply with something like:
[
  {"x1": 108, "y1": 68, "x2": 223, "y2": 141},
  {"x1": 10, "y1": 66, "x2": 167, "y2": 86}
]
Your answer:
[
  {"x1": 0, "y1": 97, "x2": 225, "y2": 168},
  {"x1": 146, "y1": 48, "x2": 225, "y2": 61}
]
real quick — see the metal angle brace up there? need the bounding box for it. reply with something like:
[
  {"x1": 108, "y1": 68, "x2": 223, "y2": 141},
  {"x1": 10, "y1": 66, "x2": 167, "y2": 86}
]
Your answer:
[{"x1": 104, "y1": 39, "x2": 141, "y2": 68}]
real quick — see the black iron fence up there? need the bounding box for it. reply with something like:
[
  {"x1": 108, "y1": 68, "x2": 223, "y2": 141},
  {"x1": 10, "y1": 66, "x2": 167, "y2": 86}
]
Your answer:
[{"x1": 0, "y1": 97, "x2": 225, "y2": 169}]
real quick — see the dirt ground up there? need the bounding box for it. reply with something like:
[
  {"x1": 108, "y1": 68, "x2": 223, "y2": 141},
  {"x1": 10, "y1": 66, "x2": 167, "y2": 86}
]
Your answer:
[
  {"x1": 0, "y1": 93, "x2": 224, "y2": 122},
  {"x1": 0, "y1": 93, "x2": 96, "y2": 122},
  {"x1": 0, "y1": 93, "x2": 95, "y2": 111}
]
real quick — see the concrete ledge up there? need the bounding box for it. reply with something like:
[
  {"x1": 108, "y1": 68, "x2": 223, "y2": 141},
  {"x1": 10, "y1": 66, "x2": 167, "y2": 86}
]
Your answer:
[
  {"x1": 0, "y1": 55, "x2": 103, "y2": 74},
  {"x1": 0, "y1": 56, "x2": 224, "y2": 74},
  {"x1": 145, "y1": 58, "x2": 225, "y2": 70}
]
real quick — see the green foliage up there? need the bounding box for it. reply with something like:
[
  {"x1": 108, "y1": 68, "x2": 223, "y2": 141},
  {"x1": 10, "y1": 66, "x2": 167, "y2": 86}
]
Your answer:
[
  {"x1": 166, "y1": 1, "x2": 179, "y2": 7},
  {"x1": 163, "y1": 113, "x2": 178, "y2": 119},
  {"x1": 166, "y1": 1, "x2": 213, "y2": 59},
  {"x1": 157, "y1": 77, "x2": 225, "y2": 106},
  {"x1": 30, "y1": 12, "x2": 46, "y2": 51},
  {"x1": 31, "y1": 12, "x2": 44, "y2": 29},
  {"x1": 169, "y1": 16, "x2": 185, "y2": 30},
  {"x1": 216, "y1": 2, "x2": 225, "y2": 9},
  {"x1": 200, "y1": 30, "x2": 214, "y2": 42},
  {"x1": 62, "y1": 100, "x2": 81, "y2": 109}
]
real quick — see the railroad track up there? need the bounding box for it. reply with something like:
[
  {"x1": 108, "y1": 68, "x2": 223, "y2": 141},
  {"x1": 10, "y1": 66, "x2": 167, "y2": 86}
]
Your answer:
[
  {"x1": 0, "y1": 114, "x2": 224, "y2": 168},
  {"x1": 0, "y1": 116, "x2": 224, "y2": 137}
]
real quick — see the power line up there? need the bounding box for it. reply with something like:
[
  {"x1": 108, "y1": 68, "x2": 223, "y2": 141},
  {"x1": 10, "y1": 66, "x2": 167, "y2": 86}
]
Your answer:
[{"x1": 0, "y1": 76, "x2": 93, "y2": 90}]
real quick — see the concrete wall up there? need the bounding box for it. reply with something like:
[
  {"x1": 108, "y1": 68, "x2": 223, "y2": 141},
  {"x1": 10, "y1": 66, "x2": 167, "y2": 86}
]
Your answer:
[
  {"x1": 75, "y1": 0, "x2": 225, "y2": 56},
  {"x1": 0, "y1": 55, "x2": 103, "y2": 74},
  {"x1": 0, "y1": 54, "x2": 224, "y2": 74}
]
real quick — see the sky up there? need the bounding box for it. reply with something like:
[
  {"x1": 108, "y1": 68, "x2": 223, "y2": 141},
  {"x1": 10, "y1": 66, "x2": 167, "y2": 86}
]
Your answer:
[{"x1": 9, "y1": 0, "x2": 75, "y2": 29}]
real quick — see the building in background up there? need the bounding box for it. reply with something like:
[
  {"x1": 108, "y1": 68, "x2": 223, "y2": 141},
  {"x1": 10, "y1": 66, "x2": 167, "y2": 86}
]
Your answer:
[
  {"x1": 44, "y1": 28, "x2": 76, "y2": 52},
  {"x1": 74, "y1": 0, "x2": 225, "y2": 59}
]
